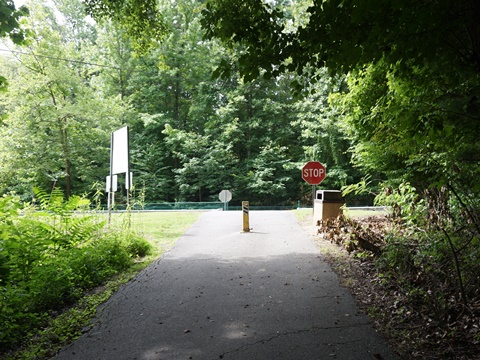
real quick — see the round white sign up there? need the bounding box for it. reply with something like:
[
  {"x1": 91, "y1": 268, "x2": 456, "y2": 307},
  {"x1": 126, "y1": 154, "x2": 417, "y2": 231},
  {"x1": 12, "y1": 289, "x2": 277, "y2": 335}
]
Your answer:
[{"x1": 219, "y1": 189, "x2": 232, "y2": 203}]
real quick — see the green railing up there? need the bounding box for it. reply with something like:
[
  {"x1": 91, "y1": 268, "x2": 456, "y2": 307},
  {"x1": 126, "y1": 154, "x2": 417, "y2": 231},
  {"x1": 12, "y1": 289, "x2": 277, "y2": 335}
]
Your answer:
[
  {"x1": 109, "y1": 202, "x2": 298, "y2": 211},
  {"x1": 106, "y1": 202, "x2": 384, "y2": 212},
  {"x1": 110, "y1": 202, "x2": 224, "y2": 210},
  {"x1": 227, "y1": 205, "x2": 297, "y2": 211},
  {"x1": 145, "y1": 202, "x2": 225, "y2": 210}
]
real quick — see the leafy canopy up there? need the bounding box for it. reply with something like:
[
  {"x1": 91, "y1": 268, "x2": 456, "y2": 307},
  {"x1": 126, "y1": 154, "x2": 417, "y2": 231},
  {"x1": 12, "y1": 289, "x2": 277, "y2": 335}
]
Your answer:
[
  {"x1": 84, "y1": 0, "x2": 167, "y2": 53},
  {"x1": 201, "y1": 0, "x2": 480, "y2": 81},
  {"x1": 0, "y1": 0, "x2": 29, "y2": 44},
  {"x1": 0, "y1": 0, "x2": 29, "y2": 89}
]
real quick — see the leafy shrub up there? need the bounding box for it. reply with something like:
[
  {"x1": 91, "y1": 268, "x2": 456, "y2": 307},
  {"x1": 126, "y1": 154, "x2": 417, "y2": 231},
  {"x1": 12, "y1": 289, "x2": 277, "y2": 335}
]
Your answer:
[
  {"x1": 124, "y1": 232, "x2": 153, "y2": 257},
  {"x1": 0, "y1": 284, "x2": 47, "y2": 348},
  {"x1": 90, "y1": 236, "x2": 133, "y2": 273},
  {"x1": 28, "y1": 256, "x2": 79, "y2": 311},
  {"x1": 376, "y1": 235, "x2": 416, "y2": 276},
  {"x1": 375, "y1": 182, "x2": 427, "y2": 225},
  {"x1": 0, "y1": 190, "x2": 153, "y2": 354},
  {"x1": 33, "y1": 187, "x2": 104, "y2": 251}
]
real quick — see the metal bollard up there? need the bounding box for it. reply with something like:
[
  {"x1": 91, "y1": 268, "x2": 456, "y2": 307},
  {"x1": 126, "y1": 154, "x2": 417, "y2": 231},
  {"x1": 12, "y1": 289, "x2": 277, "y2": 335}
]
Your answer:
[{"x1": 242, "y1": 201, "x2": 250, "y2": 232}]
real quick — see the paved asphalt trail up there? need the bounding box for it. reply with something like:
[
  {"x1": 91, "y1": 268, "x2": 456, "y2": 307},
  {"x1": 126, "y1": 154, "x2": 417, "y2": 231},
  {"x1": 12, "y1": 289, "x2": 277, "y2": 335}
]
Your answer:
[{"x1": 53, "y1": 211, "x2": 398, "y2": 360}]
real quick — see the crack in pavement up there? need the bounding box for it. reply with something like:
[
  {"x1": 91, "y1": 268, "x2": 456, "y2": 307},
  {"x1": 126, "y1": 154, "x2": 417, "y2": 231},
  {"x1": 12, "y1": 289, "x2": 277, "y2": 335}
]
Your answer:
[{"x1": 218, "y1": 322, "x2": 373, "y2": 359}]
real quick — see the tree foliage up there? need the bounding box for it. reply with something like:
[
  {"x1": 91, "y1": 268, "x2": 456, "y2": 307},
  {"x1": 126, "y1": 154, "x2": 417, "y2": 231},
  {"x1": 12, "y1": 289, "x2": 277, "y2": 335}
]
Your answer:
[
  {"x1": 200, "y1": 0, "x2": 480, "y2": 207},
  {"x1": 0, "y1": 0, "x2": 30, "y2": 89},
  {"x1": 0, "y1": 0, "x2": 29, "y2": 44},
  {"x1": 0, "y1": 0, "x2": 362, "y2": 206},
  {"x1": 201, "y1": 0, "x2": 480, "y2": 80},
  {"x1": 83, "y1": 0, "x2": 166, "y2": 53},
  {"x1": 333, "y1": 59, "x2": 480, "y2": 192},
  {"x1": 0, "y1": 0, "x2": 125, "y2": 198}
]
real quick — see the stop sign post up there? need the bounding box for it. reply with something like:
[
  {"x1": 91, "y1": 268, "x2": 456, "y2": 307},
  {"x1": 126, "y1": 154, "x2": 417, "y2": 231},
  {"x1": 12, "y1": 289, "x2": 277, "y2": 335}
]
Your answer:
[
  {"x1": 302, "y1": 161, "x2": 326, "y2": 210},
  {"x1": 218, "y1": 189, "x2": 232, "y2": 211}
]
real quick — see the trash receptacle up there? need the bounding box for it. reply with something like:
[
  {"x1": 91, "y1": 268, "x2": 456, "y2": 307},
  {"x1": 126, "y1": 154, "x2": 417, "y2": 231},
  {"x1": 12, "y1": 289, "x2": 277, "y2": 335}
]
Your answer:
[{"x1": 314, "y1": 190, "x2": 344, "y2": 225}]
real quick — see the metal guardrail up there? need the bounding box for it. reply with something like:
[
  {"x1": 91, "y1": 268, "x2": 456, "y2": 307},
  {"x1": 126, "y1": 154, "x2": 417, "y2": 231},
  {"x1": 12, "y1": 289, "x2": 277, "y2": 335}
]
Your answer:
[
  {"x1": 109, "y1": 203, "x2": 299, "y2": 211},
  {"x1": 111, "y1": 202, "x2": 225, "y2": 211},
  {"x1": 104, "y1": 203, "x2": 387, "y2": 212},
  {"x1": 346, "y1": 206, "x2": 388, "y2": 211},
  {"x1": 228, "y1": 205, "x2": 297, "y2": 211}
]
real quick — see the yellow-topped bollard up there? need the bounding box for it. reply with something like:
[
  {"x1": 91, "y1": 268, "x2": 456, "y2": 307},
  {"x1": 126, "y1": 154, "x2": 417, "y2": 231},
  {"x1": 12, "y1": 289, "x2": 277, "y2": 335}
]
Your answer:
[{"x1": 242, "y1": 201, "x2": 250, "y2": 232}]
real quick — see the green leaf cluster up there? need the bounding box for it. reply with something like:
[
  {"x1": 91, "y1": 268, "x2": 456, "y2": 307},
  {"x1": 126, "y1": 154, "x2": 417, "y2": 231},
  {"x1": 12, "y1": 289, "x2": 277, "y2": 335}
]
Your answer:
[
  {"x1": 201, "y1": 0, "x2": 480, "y2": 82},
  {"x1": 0, "y1": 1, "x2": 29, "y2": 44},
  {"x1": 84, "y1": 0, "x2": 167, "y2": 53},
  {"x1": 0, "y1": 191, "x2": 152, "y2": 353},
  {"x1": 333, "y1": 58, "x2": 480, "y2": 193},
  {"x1": 0, "y1": 0, "x2": 30, "y2": 90}
]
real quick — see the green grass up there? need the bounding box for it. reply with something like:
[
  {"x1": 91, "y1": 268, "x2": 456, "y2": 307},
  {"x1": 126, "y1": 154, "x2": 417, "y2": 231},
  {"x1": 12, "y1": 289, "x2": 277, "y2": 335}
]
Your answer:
[
  {"x1": 109, "y1": 211, "x2": 202, "y2": 255},
  {"x1": 292, "y1": 208, "x2": 313, "y2": 222},
  {"x1": 343, "y1": 208, "x2": 388, "y2": 218},
  {"x1": 293, "y1": 207, "x2": 387, "y2": 221}
]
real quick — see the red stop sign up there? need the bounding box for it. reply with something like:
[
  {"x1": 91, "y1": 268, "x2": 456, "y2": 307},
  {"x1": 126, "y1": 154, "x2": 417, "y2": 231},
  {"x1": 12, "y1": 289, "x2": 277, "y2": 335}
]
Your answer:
[{"x1": 302, "y1": 161, "x2": 326, "y2": 185}]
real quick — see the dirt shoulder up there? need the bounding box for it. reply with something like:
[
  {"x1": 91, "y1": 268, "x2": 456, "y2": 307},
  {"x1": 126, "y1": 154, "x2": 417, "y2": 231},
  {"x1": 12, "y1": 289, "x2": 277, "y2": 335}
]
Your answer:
[{"x1": 297, "y1": 213, "x2": 480, "y2": 360}]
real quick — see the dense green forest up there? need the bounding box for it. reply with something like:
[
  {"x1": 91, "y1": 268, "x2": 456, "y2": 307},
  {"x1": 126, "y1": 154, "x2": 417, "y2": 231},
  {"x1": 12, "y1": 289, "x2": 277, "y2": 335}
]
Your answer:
[
  {"x1": 1, "y1": 0, "x2": 479, "y2": 357},
  {"x1": 0, "y1": 0, "x2": 359, "y2": 207},
  {"x1": 0, "y1": 1, "x2": 478, "y2": 206}
]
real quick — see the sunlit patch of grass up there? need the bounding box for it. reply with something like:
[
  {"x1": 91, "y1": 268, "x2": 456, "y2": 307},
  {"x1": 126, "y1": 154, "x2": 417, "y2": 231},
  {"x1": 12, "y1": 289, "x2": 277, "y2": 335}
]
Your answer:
[
  {"x1": 107, "y1": 211, "x2": 202, "y2": 256},
  {"x1": 292, "y1": 208, "x2": 313, "y2": 222},
  {"x1": 343, "y1": 208, "x2": 388, "y2": 218}
]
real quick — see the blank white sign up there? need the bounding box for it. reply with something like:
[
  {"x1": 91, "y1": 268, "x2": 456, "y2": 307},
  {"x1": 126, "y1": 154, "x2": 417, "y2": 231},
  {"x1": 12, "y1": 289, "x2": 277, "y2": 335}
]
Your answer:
[{"x1": 111, "y1": 126, "x2": 129, "y2": 175}]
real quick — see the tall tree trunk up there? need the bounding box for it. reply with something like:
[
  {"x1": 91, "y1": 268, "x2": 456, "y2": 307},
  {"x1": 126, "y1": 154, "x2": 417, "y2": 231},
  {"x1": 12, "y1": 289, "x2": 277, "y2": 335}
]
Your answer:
[
  {"x1": 60, "y1": 116, "x2": 72, "y2": 199},
  {"x1": 49, "y1": 89, "x2": 72, "y2": 198},
  {"x1": 245, "y1": 83, "x2": 253, "y2": 159},
  {"x1": 174, "y1": 70, "x2": 181, "y2": 129}
]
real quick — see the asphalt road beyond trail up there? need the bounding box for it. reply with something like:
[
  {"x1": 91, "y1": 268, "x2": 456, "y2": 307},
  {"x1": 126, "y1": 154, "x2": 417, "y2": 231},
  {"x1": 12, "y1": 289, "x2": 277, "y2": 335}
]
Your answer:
[{"x1": 53, "y1": 211, "x2": 398, "y2": 360}]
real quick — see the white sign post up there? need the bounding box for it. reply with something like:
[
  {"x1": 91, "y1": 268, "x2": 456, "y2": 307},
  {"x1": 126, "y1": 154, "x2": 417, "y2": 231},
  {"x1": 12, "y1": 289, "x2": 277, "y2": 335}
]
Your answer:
[
  {"x1": 108, "y1": 126, "x2": 131, "y2": 223},
  {"x1": 218, "y1": 190, "x2": 232, "y2": 211},
  {"x1": 106, "y1": 175, "x2": 118, "y2": 207}
]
